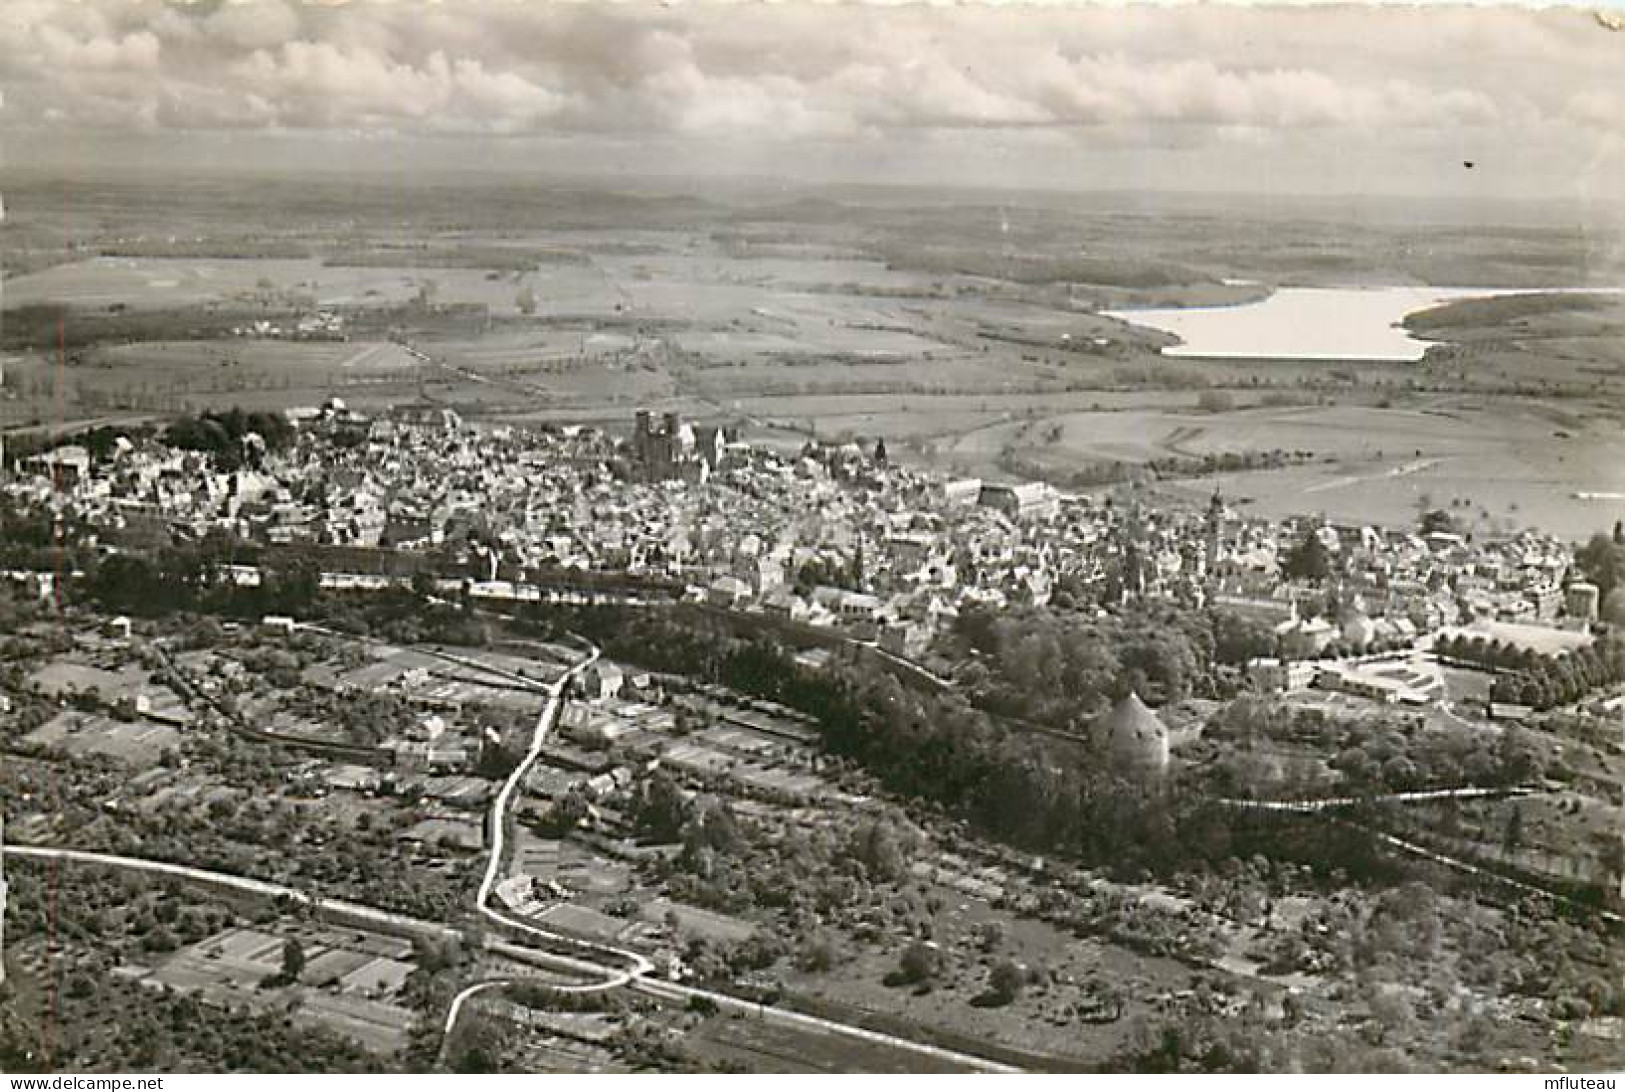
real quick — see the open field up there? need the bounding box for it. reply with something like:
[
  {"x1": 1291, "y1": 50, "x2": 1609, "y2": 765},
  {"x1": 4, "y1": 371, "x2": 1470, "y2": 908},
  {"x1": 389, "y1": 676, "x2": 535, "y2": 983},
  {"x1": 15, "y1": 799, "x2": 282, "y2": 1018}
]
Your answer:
[
  {"x1": 6, "y1": 178, "x2": 1625, "y2": 542},
  {"x1": 3, "y1": 255, "x2": 589, "y2": 316},
  {"x1": 1, "y1": 338, "x2": 431, "y2": 426},
  {"x1": 780, "y1": 892, "x2": 1194, "y2": 1066},
  {"x1": 28, "y1": 658, "x2": 151, "y2": 697},
  {"x1": 961, "y1": 399, "x2": 1598, "y2": 467},
  {"x1": 510, "y1": 832, "x2": 636, "y2": 900},
  {"x1": 1150, "y1": 400, "x2": 1625, "y2": 538},
  {"x1": 4, "y1": 256, "x2": 329, "y2": 309},
  {"x1": 1407, "y1": 290, "x2": 1625, "y2": 338},
  {"x1": 679, "y1": 1007, "x2": 969, "y2": 1074},
  {"x1": 3, "y1": 251, "x2": 948, "y2": 325},
  {"x1": 87, "y1": 338, "x2": 422, "y2": 377},
  {"x1": 37, "y1": 338, "x2": 418, "y2": 390},
  {"x1": 790, "y1": 392, "x2": 1625, "y2": 539},
  {"x1": 147, "y1": 923, "x2": 420, "y2": 1055},
  {"x1": 23, "y1": 710, "x2": 180, "y2": 767}
]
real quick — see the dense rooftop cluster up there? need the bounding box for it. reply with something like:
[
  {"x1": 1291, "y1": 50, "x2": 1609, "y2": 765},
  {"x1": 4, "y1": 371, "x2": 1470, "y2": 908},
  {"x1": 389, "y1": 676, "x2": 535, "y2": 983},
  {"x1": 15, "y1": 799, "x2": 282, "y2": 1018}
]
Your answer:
[{"x1": 4, "y1": 403, "x2": 1599, "y2": 673}]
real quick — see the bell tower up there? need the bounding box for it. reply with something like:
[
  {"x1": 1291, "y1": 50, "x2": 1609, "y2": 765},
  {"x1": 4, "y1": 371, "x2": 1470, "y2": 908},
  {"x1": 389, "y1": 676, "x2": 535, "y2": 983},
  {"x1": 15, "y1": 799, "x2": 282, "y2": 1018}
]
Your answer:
[{"x1": 1205, "y1": 488, "x2": 1226, "y2": 575}]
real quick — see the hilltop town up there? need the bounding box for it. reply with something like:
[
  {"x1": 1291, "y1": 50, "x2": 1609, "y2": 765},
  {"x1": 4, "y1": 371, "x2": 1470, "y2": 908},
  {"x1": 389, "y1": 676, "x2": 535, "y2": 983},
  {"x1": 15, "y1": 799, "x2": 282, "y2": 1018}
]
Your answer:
[
  {"x1": 6, "y1": 0, "x2": 1625, "y2": 1075},
  {"x1": 14, "y1": 397, "x2": 1625, "y2": 654},
  {"x1": 9, "y1": 401, "x2": 1615, "y2": 656},
  {"x1": 3, "y1": 394, "x2": 1625, "y2": 1073}
]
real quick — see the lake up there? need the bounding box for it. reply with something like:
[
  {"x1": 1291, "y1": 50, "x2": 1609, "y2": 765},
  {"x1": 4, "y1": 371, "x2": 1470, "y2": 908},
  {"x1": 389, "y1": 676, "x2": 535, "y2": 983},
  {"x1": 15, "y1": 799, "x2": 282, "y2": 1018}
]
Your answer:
[{"x1": 1104, "y1": 285, "x2": 1519, "y2": 362}]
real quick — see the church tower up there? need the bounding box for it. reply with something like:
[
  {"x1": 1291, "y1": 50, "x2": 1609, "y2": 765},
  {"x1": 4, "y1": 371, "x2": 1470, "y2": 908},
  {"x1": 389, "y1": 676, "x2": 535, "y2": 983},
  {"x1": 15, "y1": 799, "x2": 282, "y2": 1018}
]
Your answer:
[
  {"x1": 1120, "y1": 500, "x2": 1149, "y2": 602},
  {"x1": 1205, "y1": 488, "x2": 1227, "y2": 576}
]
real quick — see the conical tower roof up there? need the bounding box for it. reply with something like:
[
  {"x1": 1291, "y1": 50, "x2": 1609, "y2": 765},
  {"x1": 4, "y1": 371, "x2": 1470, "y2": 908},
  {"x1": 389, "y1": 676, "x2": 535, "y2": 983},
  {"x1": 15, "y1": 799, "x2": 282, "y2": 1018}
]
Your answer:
[{"x1": 1095, "y1": 691, "x2": 1170, "y2": 777}]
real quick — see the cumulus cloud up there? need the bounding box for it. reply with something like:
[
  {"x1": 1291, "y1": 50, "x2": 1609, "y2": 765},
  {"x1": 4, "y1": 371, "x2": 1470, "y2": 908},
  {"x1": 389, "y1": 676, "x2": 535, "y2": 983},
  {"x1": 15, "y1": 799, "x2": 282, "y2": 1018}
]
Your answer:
[
  {"x1": 202, "y1": 0, "x2": 301, "y2": 51},
  {"x1": 0, "y1": 0, "x2": 1616, "y2": 149}
]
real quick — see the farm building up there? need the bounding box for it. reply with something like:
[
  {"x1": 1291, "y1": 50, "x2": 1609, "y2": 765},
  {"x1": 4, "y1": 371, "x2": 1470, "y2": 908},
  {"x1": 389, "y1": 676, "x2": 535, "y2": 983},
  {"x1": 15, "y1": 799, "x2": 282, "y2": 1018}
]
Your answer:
[{"x1": 581, "y1": 662, "x2": 625, "y2": 702}]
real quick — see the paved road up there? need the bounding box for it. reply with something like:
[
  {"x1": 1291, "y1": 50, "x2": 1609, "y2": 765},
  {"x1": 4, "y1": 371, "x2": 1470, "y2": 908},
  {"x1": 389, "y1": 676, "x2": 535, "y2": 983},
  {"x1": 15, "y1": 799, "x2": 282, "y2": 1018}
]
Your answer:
[
  {"x1": 1, "y1": 844, "x2": 668, "y2": 994},
  {"x1": 295, "y1": 620, "x2": 573, "y2": 694},
  {"x1": 1218, "y1": 783, "x2": 1548, "y2": 813},
  {"x1": 442, "y1": 980, "x2": 512, "y2": 1040},
  {"x1": 859, "y1": 639, "x2": 955, "y2": 690},
  {"x1": 1217, "y1": 791, "x2": 1625, "y2": 927},
  {"x1": 1, "y1": 843, "x2": 460, "y2": 942},
  {"x1": 1364, "y1": 824, "x2": 1625, "y2": 927},
  {"x1": 222, "y1": 565, "x2": 664, "y2": 608},
  {"x1": 10, "y1": 628, "x2": 1019, "y2": 1071},
  {"x1": 469, "y1": 637, "x2": 656, "y2": 986},
  {"x1": 442, "y1": 636, "x2": 1017, "y2": 1071},
  {"x1": 631, "y1": 977, "x2": 1024, "y2": 1073}
]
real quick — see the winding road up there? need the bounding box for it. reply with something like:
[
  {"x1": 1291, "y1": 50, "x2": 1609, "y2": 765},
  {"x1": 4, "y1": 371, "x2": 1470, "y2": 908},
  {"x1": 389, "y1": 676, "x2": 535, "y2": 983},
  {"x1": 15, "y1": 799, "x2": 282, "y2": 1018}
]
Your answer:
[
  {"x1": 6, "y1": 629, "x2": 1020, "y2": 1072},
  {"x1": 2, "y1": 843, "x2": 457, "y2": 941},
  {"x1": 450, "y1": 635, "x2": 1019, "y2": 1071},
  {"x1": 464, "y1": 637, "x2": 655, "y2": 989},
  {"x1": 442, "y1": 979, "x2": 514, "y2": 1039},
  {"x1": 441, "y1": 638, "x2": 1016, "y2": 1072}
]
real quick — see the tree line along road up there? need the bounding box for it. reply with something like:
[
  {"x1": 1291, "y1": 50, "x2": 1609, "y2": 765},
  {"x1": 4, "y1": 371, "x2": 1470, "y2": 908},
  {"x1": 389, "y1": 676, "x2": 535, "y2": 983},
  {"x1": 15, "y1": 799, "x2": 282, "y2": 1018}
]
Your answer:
[{"x1": 5, "y1": 632, "x2": 1020, "y2": 1072}]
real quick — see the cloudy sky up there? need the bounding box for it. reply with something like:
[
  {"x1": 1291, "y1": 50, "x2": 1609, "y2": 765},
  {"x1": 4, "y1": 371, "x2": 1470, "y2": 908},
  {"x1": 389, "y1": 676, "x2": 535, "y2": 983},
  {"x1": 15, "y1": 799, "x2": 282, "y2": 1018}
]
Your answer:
[{"x1": 2, "y1": 0, "x2": 1622, "y2": 202}]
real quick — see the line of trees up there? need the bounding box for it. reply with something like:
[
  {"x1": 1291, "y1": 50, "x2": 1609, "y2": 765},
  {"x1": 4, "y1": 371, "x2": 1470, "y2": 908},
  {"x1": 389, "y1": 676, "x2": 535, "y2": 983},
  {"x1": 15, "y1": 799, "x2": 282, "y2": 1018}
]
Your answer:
[
  {"x1": 78, "y1": 536, "x2": 485, "y2": 648},
  {"x1": 163, "y1": 407, "x2": 295, "y2": 469},
  {"x1": 520, "y1": 602, "x2": 1390, "y2": 882},
  {"x1": 1575, "y1": 526, "x2": 1625, "y2": 595},
  {"x1": 949, "y1": 601, "x2": 1217, "y2": 725},
  {"x1": 87, "y1": 545, "x2": 323, "y2": 618},
  {"x1": 1436, "y1": 631, "x2": 1625, "y2": 709}
]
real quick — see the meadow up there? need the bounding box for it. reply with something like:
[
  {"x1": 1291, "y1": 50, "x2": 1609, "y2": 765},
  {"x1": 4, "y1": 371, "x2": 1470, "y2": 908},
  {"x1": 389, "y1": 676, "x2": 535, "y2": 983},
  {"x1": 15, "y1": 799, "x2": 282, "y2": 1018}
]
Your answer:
[{"x1": 5, "y1": 176, "x2": 1624, "y2": 539}]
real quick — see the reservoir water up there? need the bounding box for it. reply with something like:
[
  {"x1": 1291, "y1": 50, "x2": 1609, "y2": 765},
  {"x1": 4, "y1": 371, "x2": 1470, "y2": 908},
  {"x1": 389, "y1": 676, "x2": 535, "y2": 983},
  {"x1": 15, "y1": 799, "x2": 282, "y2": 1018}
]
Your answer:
[{"x1": 1105, "y1": 285, "x2": 1528, "y2": 362}]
